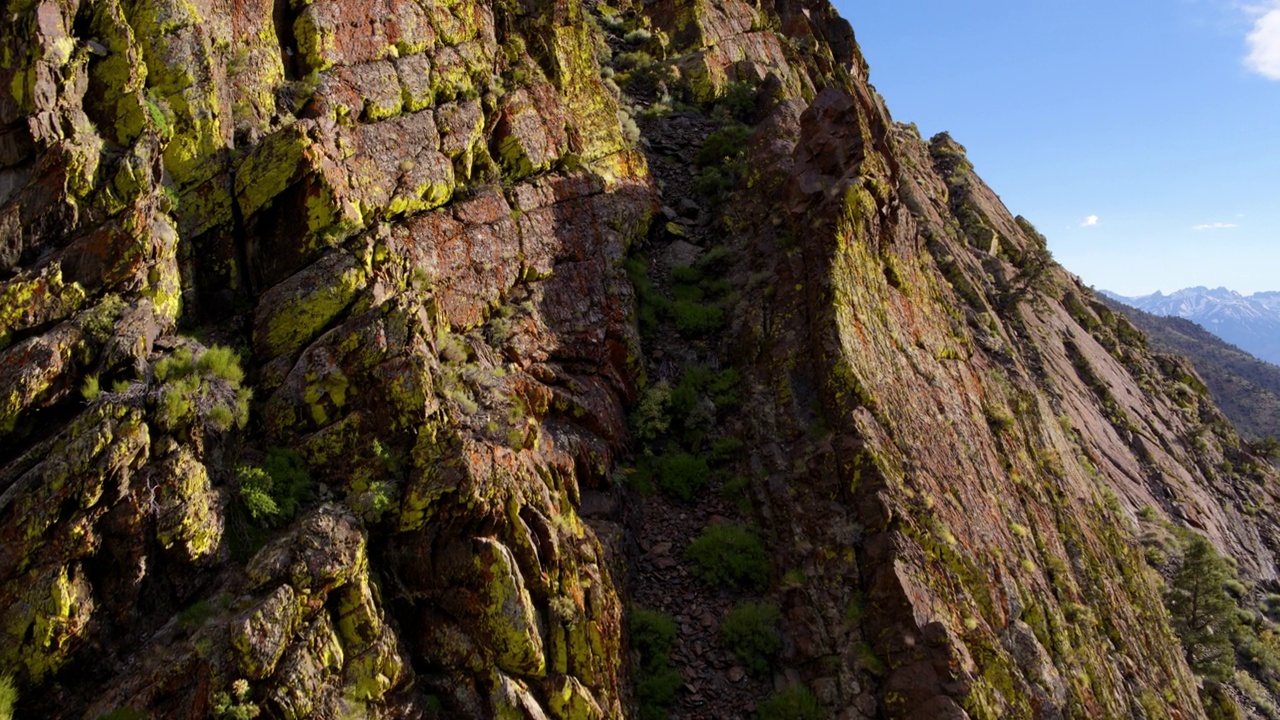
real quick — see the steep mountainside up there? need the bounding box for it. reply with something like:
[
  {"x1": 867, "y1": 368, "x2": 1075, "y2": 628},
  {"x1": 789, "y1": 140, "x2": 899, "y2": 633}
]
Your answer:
[
  {"x1": 3, "y1": 0, "x2": 1280, "y2": 718},
  {"x1": 1108, "y1": 288, "x2": 1280, "y2": 367},
  {"x1": 1102, "y1": 297, "x2": 1280, "y2": 442}
]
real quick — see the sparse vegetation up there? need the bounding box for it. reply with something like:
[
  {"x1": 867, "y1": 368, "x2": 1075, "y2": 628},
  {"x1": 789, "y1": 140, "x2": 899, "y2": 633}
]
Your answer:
[
  {"x1": 631, "y1": 607, "x2": 682, "y2": 720},
  {"x1": 757, "y1": 685, "x2": 825, "y2": 720},
  {"x1": 211, "y1": 679, "x2": 260, "y2": 720},
  {"x1": 686, "y1": 524, "x2": 770, "y2": 591},
  {"x1": 672, "y1": 300, "x2": 724, "y2": 337},
  {"x1": 714, "y1": 80, "x2": 759, "y2": 124},
  {"x1": 150, "y1": 345, "x2": 252, "y2": 432},
  {"x1": 654, "y1": 451, "x2": 710, "y2": 502},
  {"x1": 720, "y1": 601, "x2": 782, "y2": 676},
  {"x1": 81, "y1": 374, "x2": 101, "y2": 401},
  {"x1": 693, "y1": 124, "x2": 752, "y2": 201},
  {"x1": 236, "y1": 448, "x2": 313, "y2": 528}
]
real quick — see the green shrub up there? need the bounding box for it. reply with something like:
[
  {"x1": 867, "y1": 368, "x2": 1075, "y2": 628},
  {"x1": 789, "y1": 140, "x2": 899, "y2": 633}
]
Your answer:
[
  {"x1": 686, "y1": 524, "x2": 769, "y2": 591},
  {"x1": 637, "y1": 668, "x2": 682, "y2": 720},
  {"x1": 672, "y1": 300, "x2": 724, "y2": 337},
  {"x1": 626, "y1": 459, "x2": 658, "y2": 496},
  {"x1": 693, "y1": 166, "x2": 735, "y2": 199},
  {"x1": 655, "y1": 452, "x2": 709, "y2": 502},
  {"x1": 626, "y1": 255, "x2": 669, "y2": 338},
  {"x1": 623, "y1": 29, "x2": 652, "y2": 44},
  {"x1": 708, "y1": 368, "x2": 741, "y2": 409},
  {"x1": 757, "y1": 685, "x2": 824, "y2": 720},
  {"x1": 1, "y1": 675, "x2": 15, "y2": 720},
  {"x1": 669, "y1": 375, "x2": 701, "y2": 418},
  {"x1": 720, "y1": 601, "x2": 781, "y2": 676},
  {"x1": 716, "y1": 80, "x2": 758, "y2": 123},
  {"x1": 631, "y1": 607, "x2": 677, "y2": 660},
  {"x1": 671, "y1": 282, "x2": 705, "y2": 304},
  {"x1": 238, "y1": 466, "x2": 281, "y2": 522},
  {"x1": 614, "y1": 50, "x2": 653, "y2": 71},
  {"x1": 709, "y1": 436, "x2": 744, "y2": 467},
  {"x1": 852, "y1": 641, "x2": 886, "y2": 676},
  {"x1": 695, "y1": 124, "x2": 752, "y2": 168},
  {"x1": 670, "y1": 264, "x2": 703, "y2": 285},
  {"x1": 236, "y1": 448, "x2": 313, "y2": 527},
  {"x1": 212, "y1": 678, "x2": 260, "y2": 720},
  {"x1": 82, "y1": 374, "x2": 101, "y2": 401},
  {"x1": 721, "y1": 475, "x2": 752, "y2": 514},
  {"x1": 153, "y1": 345, "x2": 251, "y2": 432},
  {"x1": 696, "y1": 245, "x2": 733, "y2": 274},
  {"x1": 630, "y1": 382, "x2": 672, "y2": 447},
  {"x1": 631, "y1": 608, "x2": 682, "y2": 720},
  {"x1": 197, "y1": 345, "x2": 246, "y2": 383},
  {"x1": 178, "y1": 599, "x2": 215, "y2": 629}
]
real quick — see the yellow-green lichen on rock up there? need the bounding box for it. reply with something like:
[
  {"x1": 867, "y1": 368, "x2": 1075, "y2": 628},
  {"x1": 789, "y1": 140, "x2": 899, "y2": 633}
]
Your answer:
[
  {"x1": 269, "y1": 612, "x2": 345, "y2": 720},
  {"x1": 547, "y1": 675, "x2": 605, "y2": 720},
  {"x1": 124, "y1": 0, "x2": 229, "y2": 188},
  {"x1": 545, "y1": 20, "x2": 630, "y2": 165},
  {"x1": 472, "y1": 537, "x2": 547, "y2": 678},
  {"x1": 85, "y1": 0, "x2": 151, "y2": 146},
  {"x1": 151, "y1": 444, "x2": 222, "y2": 564},
  {"x1": 0, "y1": 563, "x2": 95, "y2": 682},
  {"x1": 0, "y1": 263, "x2": 86, "y2": 349},
  {"x1": 254, "y1": 249, "x2": 370, "y2": 359},
  {"x1": 230, "y1": 583, "x2": 305, "y2": 680}
]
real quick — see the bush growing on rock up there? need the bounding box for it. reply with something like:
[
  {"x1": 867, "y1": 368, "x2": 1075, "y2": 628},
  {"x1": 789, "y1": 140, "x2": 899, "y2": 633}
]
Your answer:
[
  {"x1": 693, "y1": 124, "x2": 752, "y2": 201},
  {"x1": 630, "y1": 607, "x2": 682, "y2": 720},
  {"x1": 695, "y1": 124, "x2": 752, "y2": 168},
  {"x1": 757, "y1": 685, "x2": 824, "y2": 720},
  {"x1": 715, "y1": 80, "x2": 759, "y2": 124},
  {"x1": 236, "y1": 449, "x2": 314, "y2": 528},
  {"x1": 623, "y1": 29, "x2": 653, "y2": 45},
  {"x1": 672, "y1": 300, "x2": 724, "y2": 337},
  {"x1": 686, "y1": 524, "x2": 769, "y2": 591},
  {"x1": 211, "y1": 678, "x2": 260, "y2": 720},
  {"x1": 655, "y1": 451, "x2": 709, "y2": 502},
  {"x1": 720, "y1": 601, "x2": 782, "y2": 676},
  {"x1": 151, "y1": 345, "x2": 252, "y2": 432}
]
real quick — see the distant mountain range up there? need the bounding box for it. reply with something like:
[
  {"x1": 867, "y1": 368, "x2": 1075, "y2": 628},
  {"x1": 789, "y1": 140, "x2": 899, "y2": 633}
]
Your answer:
[
  {"x1": 1101, "y1": 296, "x2": 1280, "y2": 440},
  {"x1": 1103, "y1": 287, "x2": 1280, "y2": 367}
]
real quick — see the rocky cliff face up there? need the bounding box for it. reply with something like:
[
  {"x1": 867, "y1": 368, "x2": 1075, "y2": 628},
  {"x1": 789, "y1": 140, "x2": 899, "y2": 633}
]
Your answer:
[{"x1": 2, "y1": 0, "x2": 1278, "y2": 718}]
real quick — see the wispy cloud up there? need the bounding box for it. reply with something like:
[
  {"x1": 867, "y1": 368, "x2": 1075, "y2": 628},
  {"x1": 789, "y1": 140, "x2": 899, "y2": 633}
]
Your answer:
[
  {"x1": 1192, "y1": 222, "x2": 1239, "y2": 230},
  {"x1": 1245, "y1": 2, "x2": 1280, "y2": 79},
  {"x1": 1079, "y1": 215, "x2": 1100, "y2": 228}
]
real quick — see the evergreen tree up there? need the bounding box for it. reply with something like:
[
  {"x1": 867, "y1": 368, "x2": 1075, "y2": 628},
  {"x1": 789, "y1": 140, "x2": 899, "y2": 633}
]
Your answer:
[{"x1": 1165, "y1": 533, "x2": 1238, "y2": 681}]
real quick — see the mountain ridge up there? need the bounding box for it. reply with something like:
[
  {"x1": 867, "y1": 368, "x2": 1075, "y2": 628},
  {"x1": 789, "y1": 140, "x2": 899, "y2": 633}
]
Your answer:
[
  {"x1": 2, "y1": 0, "x2": 1280, "y2": 718},
  {"x1": 1101, "y1": 295, "x2": 1280, "y2": 442},
  {"x1": 1105, "y1": 287, "x2": 1280, "y2": 366}
]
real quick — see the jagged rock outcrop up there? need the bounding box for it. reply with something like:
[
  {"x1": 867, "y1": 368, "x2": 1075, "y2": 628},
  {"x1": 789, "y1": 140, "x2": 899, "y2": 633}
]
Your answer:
[
  {"x1": 3, "y1": 0, "x2": 1279, "y2": 717},
  {"x1": 1, "y1": 0, "x2": 651, "y2": 715}
]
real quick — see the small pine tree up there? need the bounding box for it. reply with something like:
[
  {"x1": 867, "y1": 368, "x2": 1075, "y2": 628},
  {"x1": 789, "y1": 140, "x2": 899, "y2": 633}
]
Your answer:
[{"x1": 1165, "y1": 534, "x2": 1238, "y2": 682}]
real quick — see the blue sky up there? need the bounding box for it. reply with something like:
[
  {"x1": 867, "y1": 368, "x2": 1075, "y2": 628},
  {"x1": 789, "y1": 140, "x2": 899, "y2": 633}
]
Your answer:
[{"x1": 832, "y1": 1, "x2": 1280, "y2": 295}]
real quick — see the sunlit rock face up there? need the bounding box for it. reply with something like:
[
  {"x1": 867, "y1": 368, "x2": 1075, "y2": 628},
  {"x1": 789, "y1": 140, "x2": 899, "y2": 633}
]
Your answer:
[{"x1": 1, "y1": 0, "x2": 1277, "y2": 717}]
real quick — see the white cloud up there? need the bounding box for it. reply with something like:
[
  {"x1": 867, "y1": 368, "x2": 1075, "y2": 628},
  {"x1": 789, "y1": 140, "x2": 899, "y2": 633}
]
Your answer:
[
  {"x1": 1193, "y1": 221, "x2": 1240, "y2": 230},
  {"x1": 1245, "y1": 3, "x2": 1280, "y2": 79},
  {"x1": 1079, "y1": 215, "x2": 1100, "y2": 228}
]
